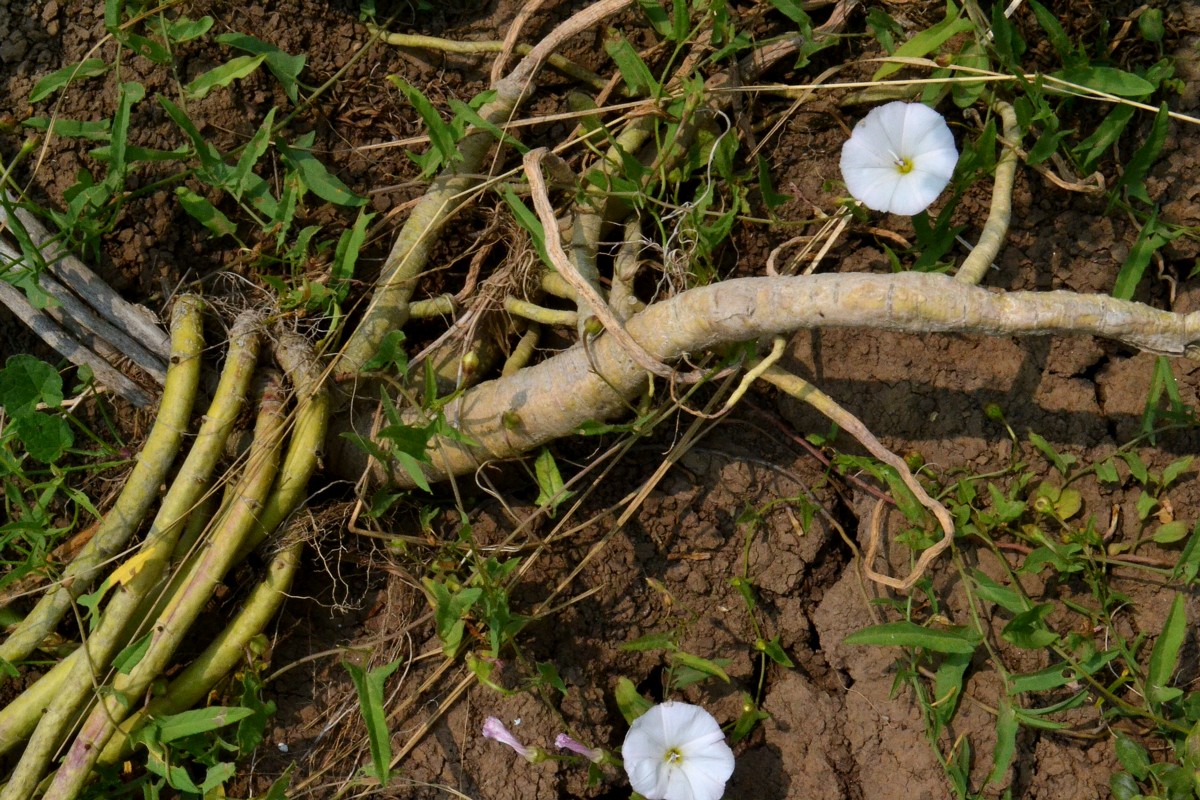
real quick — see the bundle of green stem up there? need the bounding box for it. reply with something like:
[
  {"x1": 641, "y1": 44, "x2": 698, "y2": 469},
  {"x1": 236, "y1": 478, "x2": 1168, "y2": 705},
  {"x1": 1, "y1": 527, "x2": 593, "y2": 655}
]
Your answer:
[{"x1": 0, "y1": 299, "x2": 328, "y2": 800}]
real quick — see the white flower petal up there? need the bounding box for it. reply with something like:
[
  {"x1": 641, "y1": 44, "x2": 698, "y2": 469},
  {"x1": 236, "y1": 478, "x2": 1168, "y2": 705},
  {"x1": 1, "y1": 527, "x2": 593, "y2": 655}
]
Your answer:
[
  {"x1": 839, "y1": 101, "x2": 959, "y2": 215},
  {"x1": 623, "y1": 702, "x2": 735, "y2": 800}
]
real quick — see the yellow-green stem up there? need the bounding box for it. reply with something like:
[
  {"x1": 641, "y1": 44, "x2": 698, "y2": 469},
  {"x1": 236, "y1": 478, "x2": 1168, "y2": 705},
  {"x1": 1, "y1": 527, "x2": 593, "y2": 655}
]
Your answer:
[{"x1": 0, "y1": 295, "x2": 204, "y2": 666}]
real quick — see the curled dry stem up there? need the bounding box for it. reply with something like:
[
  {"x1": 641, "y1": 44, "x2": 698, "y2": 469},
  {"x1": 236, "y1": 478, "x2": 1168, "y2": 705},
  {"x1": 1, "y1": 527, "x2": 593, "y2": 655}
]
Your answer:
[
  {"x1": 0, "y1": 295, "x2": 204, "y2": 667},
  {"x1": 758, "y1": 366, "x2": 954, "y2": 591}
]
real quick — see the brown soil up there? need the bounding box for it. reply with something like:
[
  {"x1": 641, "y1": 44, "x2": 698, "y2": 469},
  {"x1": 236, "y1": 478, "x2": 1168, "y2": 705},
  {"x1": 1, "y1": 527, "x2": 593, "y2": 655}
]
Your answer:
[{"x1": 3, "y1": 1, "x2": 1200, "y2": 799}]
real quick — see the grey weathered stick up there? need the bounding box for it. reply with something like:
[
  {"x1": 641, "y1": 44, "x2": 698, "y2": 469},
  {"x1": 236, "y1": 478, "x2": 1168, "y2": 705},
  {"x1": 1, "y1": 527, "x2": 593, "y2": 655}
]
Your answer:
[
  {"x1": 1, "y1": 192, "x2": 170, "y2": 361},
  {"x1": 0, "y1": 240, "x2": 167, "y2": 385},
  {"x1": 0, "y1": 276, "x2": 153, "y2": 406}
]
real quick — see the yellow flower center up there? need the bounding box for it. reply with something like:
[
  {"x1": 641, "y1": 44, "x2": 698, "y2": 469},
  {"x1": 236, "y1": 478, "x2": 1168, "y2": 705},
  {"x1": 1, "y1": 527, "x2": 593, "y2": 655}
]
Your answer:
[
  {"x1": 895, "y1": 156, "x2": 914, "y2": 174},
  {"x1": 664, "y1": 748, "x2": 684, "y2": 765}
]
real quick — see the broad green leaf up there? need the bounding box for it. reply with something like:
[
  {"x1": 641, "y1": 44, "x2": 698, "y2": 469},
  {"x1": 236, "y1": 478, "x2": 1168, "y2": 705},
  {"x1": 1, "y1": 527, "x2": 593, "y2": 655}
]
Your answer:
[
  {"x1": 1053, "y1": 66, "x2": 1155, "y2": 97},
  {"x1": 843, "y1": 621, "x2": 978, "y2": 654},
  {"x1": 1001, "y1": 603, "x2": 1059, "y2": 649},
  {"x1": 216, "y1": 32, "x2": 307, "y2": 102},
  {"x1": 1094, "y1": 458, "x2": 1120, "y2": 484},
  {"x1": 362, "y1": 330, "x2": 408, "y2": 374},
  {"x1": 1153, "y1": 521, "x2": 1190, "y2": 545},
  {"x1": 113, "y1": 632, "x2": 151, "y2": 674},
  {"x1": 1114, "y1": 732, "x2": 1151, "y2": 780},
  {"x1": 30, "y1": 59, "x2": 110, "y2": 103},
  {"x1": 166, "y1": 15, "x2": 214, "y2": 43},
  {"x1": 0, "y1": 354, "x2": 63, "y2": 413},
  {"x1": 971, "y1": 571, "x2": 1028, "y2": 614},
  {"x1": 1171, "y1": 522, "x2": 1200, "y2": 584},
  {"x1": 932, "y1": 650, "x2": 970, "y2": 724},
  {"x1": 1120, "y1": 451, "x2": 1149, "y2": 485},
  {"x1": 1146, "y1": 594, "x2": 1186, "y2": 706},
  {"x1": 987, "y1": 483, "x2": 1026, "y2": 523},
  {"x1": 186, "y1": 54, "x2": 266, "y2": 101},
  {"x1": 343, "y1": 657, "x2": 402, "y2": 785},
  {"x1": 278, "y1": 132, "x2": 366, "y2": 207},
  {"x1": 987, "y1": 696, "x2": 1017, "y2": 785},
  {"x1": 15, "y1": 411, "x2": 73, "y2": 463},
  {"x1": 759, "y1": 636, "x2": 795, "y2": 668},
  {"x1": 1162, "y1": 456, "x2": 1194, "y2": 488},
  {"x1": 175, "y1": 186, "x2": 237, "y2": 237}
]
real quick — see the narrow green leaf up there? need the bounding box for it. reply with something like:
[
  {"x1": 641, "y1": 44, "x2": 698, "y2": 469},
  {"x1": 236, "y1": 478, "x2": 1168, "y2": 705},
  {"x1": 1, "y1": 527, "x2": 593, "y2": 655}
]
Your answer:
[
  {"x1": 1113, "y1": 213, "x2": 1172, "y2": 300},
  {"x1": 843, "y1": 621, "x2": 978, "y2": 654},
  {"x1": 932, "y1": 650, "x2": 970, "y2": 724},
  {"x1": 1120, "y1": 451, "x2": 1149, "y2": 485},
  {"x1": 30, "y1": 59, "x2": 110, "y2": 103},
  {"x1": 1028, "y1": 1, "x2": 1074, "y2": 63},
  {"x1": 186, "y1": 54, "x2": 266, "y2": 101},
  {"x1": 278, "y1": 132, "x2": 366, "y2": 206},
  {"x1": 1114, "y1": 103, "x2": 1169, "y2": 205},
  {"x1": 1028, "y1": 432, "x2": 1075, "y2": 475},
  {"x1": 1009, "y1": 663, "x2": 1077, "y2": 694},
  {"x1": 1001, "y1": 603, "x2": 1059, "y2": 649},
  {"x1": 605, "y1": 35, "x2": 658, "y2": 96},
  {"x1": 175, "y1": 186, "x2": 237, "y2": 237},
  {"x1": 388, "y1": 76, "x2": 459, "y2": 177},
  {"x1": 768, "y1": 0, "x2": 812, "y2": 26},
  {"x1": 332, "y1": 208, "x2": 374, "y2": 298},
  {"x1": 343, "y1": 657, "x2": 402, "y2": 785},
  {"x1": 107, "y1": 81, "x2": 146, "y2": 186},
  {"x1": 668, "y1": 650, "x2": 731, "y2": 683},
  {"x1": 615, "y1": 677, "x2": 653, "y2": 724},
  {"x1": 621, "y1": 632, "x2": 677, "y2": 652},
  {"x1": 230, "y1": 108, "x2": 276, "y2": 200},
  {"x1": 987, "y1": 696, "x2": 1018, "y2": 785},
  {"x1": 873, "y1": 14, "x2": 974, "y2": 80},
  {"x1": 153, "y1": 706, "x2": 255, "y2": 743},
  {"x1": 216, "y1": 32, "x2": 307, "y2": 102},
  {"x1": 1053, "y1": 66, "x2": 1155, "y2": 97},
  {"x1": 1146, "y1": 594, "x2": 1186, "y2": 706}
]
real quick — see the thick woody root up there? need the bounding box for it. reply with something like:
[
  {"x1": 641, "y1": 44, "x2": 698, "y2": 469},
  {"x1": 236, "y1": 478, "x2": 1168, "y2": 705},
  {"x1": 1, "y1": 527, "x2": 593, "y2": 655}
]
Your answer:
[{"x1": 334, "y1": 270, "x2": 1200, "y2": 489}]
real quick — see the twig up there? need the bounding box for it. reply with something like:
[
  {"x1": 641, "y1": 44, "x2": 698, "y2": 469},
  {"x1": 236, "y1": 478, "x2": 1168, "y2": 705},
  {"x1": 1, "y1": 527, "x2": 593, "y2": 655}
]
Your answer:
[{"x1": 758, "y1": 367, "x2": 955, "y2": 591}]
